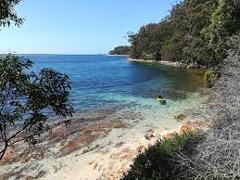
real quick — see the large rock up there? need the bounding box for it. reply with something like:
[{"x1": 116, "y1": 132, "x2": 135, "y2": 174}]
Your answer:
[{"x1": 144, "y1": 129, "x2": 155, "y2": 140}]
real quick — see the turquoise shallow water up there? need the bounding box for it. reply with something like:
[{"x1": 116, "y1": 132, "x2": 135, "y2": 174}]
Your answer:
[{"x1": 23, "y1": 55, "x2": 205, "y2": 118}]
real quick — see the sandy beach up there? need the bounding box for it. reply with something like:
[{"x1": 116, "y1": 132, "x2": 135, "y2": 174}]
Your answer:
[{"x1": 42, "y1": 121, "x2": 208, "y2": 180}]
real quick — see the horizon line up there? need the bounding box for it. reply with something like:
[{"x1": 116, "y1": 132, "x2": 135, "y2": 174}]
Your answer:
[{"x1": 1, "y1": 53, "x2": 110, "y2": 56}]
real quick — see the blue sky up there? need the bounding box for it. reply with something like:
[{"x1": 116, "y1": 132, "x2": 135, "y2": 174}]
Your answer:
[{"x1": 0, "y1": 0, "x2": 178, "y2": 54}]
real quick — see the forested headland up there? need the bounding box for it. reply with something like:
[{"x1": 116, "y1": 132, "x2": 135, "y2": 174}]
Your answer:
[
  {"x1": 127, "y1": 0, "x2": 240, "y2": 67},
  {"x1": 109, "y1": 46, "x2": 130, "y2": 55}
]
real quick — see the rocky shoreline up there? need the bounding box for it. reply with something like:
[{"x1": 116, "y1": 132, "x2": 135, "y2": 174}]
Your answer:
[
  {"x1": 0, "y1": 98, "x2": 210, "y2": 179},
  {"x1": 128, "y1": 57, "x2": 208, "y2": 69}
]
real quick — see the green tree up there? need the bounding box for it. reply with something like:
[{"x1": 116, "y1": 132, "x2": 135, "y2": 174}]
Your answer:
[
  {"x1": 109, "y1": 46, "x2": 130, "y2": 55},
  {"x1": 128, "y1": 21, "x2": 174, "y2": 61},
  {"x1": 0, "y1": 54, "x2": 73, "y2": 160},
  {"x1": 206, "y1": 0, "x2": 240, "y2": 64},
  {"x1": 0, "y1": 1, "x2": 73, "y2": 160},
  {"x1": 211, "y1": 0, "x2": 240, "y2": 37},
  {"x1": 128, "y1": 0, "x2": 240, "y2": 66},
  {"x1": 0, "y1": 0, "x2": 24, "y2": 28}
]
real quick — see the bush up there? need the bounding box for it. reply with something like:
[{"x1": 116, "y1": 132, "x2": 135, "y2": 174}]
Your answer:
[
  {"x1": 191, "y1": 33, "x2": 240, "y2": 179},
  {"x1": 204, "y1": 69, "x2": 220, "y2": 88},
  {"x1": 172, "y1": 33, "x2": 240, "y2": 179},
  {"x1": 122, "y1": 131, "x2": 200, "y2": 180}
]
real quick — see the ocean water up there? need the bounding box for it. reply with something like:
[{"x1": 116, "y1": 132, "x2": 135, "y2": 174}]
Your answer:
[{"x1": 23, "y1": 55, "x2": 206, "y2": 125}]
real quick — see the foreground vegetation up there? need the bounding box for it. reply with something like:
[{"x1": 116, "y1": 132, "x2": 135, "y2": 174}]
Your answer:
[
  {"x1": 123, "y1": 131, "x2": 200, "y2": 179},
  {"x1": 0, "y1": 1, "x2": 73, "y2": 160},
  {"x1": 128, "y1": 0, "x2": 240, "y2": 67},
  {"x1": 123, "y1": 34, "x2": 240, "y2": 179},
  {"x1": 0, "y1": 0, "x2": 24, "y2": 28},
  {"x1": 0, "y1": 55, "x2": 73, "y2": 160}
]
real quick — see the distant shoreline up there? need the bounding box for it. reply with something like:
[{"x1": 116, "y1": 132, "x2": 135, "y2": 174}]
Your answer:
[{"x1": 107, "y1": 54, "x2": 128, "y2": 57}]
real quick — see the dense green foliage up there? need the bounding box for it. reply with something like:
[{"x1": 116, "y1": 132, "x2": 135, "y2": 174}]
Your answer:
[
  {"x1": 0, "y1": 0, "x2": 23, "y2": 28},
  {"x1": 206, "y1": 0, "x2": 240, "y2": 64},
  {"x1": 0, "y1": 1, "x2": 73, "y2": 160},
  {"x1": 0, "y1": 54, "x2": 73, "y2": 160},
  {"x1": 109, "y1": 46, "x2": 130, "y2": 55},
  {"x1": 128, "y1": 0, "x2": 240, "y2": 66},
  {"x1": 123, "y1": 132, "x2": 198, "y2": 179}
]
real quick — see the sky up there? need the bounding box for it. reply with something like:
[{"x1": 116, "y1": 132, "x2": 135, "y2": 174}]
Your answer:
[{"x1": 0, "y1": 0, "x2": 178, "y2": 54}]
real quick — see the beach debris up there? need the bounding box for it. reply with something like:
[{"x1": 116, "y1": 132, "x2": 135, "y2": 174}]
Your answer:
[
  {"x1": 174, "y1": 114, "x2": 187, "y2": 122},
  {"x1": 144, "y1": 129, "x2": 155, "y2": 140}
]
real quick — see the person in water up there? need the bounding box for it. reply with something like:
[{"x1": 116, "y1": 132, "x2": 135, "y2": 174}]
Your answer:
[
  {"x1": 161, "y1": 99, "x2": 167, "y2": 105},
  {"x1": 157, "y1": 94, "x2": 167, "y2": 105}
]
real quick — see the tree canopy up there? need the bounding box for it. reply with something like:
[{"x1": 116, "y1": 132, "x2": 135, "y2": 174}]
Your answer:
[
  {"x1": 0, "y1": 54, "x2": 73, "y2": 160},
  {"x1": 0, "y1": 0, "x2": 23, "y2": 28},
  {"x1": 109, "y1": 46, "x2": 131, "y2": 55},
  {"x1": 128, "y1": 0, "x2": 240, "y2": 66}
]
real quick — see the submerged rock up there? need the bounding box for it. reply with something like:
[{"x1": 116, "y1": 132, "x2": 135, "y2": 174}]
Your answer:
[{"x1": 174, "y1": 114, "x2": 187, "y2": 122}]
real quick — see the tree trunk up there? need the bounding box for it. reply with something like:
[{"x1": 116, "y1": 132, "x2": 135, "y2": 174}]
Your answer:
[{"x1": 0, "y1": 142, "x2": 8, "y2": 160}]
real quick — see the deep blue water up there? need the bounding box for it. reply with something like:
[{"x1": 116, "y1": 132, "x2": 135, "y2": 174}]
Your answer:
[{"x1": 23, "y1": 55, "x2": 205, "y2": 114}]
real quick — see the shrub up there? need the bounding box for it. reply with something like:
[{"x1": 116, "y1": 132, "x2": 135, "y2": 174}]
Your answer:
[
  {"x1": 192, "y1": 33, "x2": 240, "y2": 179},
  {"x1": 174, "y1": 33, "x2": 240, "y2": 179},
  {"x1": 122, "y1": 131, "x2": 199, "y2": 180},
  {"x1": 204, "y1": 69, "x2": 220, "y2": 88}
]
